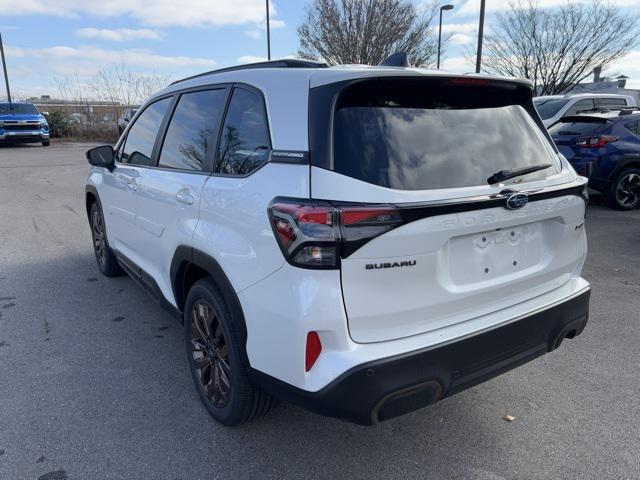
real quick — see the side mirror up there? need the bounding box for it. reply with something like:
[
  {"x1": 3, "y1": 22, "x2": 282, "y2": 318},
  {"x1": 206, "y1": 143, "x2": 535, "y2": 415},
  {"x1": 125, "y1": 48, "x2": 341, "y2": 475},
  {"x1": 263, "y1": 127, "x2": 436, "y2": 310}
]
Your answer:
[{"x1": 86, "y1": 145, "x2": 115, "y2": 170}]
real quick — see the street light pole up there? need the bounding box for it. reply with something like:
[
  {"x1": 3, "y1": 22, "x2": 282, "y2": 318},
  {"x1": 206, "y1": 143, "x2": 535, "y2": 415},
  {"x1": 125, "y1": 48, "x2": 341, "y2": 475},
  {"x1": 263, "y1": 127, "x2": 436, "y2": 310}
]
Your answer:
[
  {"x1": 437, "y1": 4, "x2": 454, "y2": 69},
  {"x1": 475, "y1": 0, "x2": 486, "y2": 73},
  {"x1": 0, "y1": 32, "x2": 12, "y2": 109},
  {"x1": 266, "y1": 0, "x2": 271, "y2": 61}
]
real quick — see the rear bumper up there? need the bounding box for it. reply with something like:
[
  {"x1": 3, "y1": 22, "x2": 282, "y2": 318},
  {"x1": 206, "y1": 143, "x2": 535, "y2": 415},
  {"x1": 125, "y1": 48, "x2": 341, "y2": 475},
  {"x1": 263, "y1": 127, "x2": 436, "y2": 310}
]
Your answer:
[{"x1": 251, "y1": 288, "x2": 590, "y2": 425}]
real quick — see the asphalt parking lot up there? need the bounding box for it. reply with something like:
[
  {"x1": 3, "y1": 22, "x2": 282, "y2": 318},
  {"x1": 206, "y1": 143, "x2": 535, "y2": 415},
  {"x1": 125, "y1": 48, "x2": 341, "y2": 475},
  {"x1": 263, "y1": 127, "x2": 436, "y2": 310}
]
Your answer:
[{"x1": 0, "y1": 142, "x2": 639, "y2": 480}]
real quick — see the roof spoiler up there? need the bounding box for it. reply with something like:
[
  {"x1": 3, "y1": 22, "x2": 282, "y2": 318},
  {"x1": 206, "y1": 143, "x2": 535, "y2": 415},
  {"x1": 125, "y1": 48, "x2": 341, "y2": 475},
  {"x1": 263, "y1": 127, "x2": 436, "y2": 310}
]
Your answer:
[{"x1": 379, "y1": 52, "x2": 410, "y2": 67}]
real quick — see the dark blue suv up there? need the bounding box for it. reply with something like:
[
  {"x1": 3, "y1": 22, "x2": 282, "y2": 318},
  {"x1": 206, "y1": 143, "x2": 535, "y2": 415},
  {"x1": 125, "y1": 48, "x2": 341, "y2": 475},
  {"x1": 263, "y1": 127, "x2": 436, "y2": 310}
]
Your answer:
[
  {"x1": 0, "y1": 102, "x2": 50, "y2": 147},
  {"x1": 549, "y1": 109, "x2": 640, "y2": 210}
]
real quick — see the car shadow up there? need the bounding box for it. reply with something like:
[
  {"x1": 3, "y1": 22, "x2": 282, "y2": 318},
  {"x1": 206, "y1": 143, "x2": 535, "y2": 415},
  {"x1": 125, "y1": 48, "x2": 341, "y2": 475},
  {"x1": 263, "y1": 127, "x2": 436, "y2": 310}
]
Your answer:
[{"x1": 0, "y1": 250, "x2": 525, "y2": 479}]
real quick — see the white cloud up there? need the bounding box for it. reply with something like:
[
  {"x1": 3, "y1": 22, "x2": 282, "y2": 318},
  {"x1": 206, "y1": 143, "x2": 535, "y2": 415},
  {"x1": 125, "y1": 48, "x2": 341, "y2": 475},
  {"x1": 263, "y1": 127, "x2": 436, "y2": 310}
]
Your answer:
[
  {"x1": 440, "y1": 22, "x2": 477, "y2": 34},
  {"x1": 237, "y1": 55, "x2": 267, "y2": 64},
  {"x1": 440, "y1": 55, "x2": 476, "y2": 73},
  {"x1": 6, "y1": 44, "x2": 215, "y2": 77},
  {"x1": 76, "y1": 27, "x2": 163, "y2": 42},
  {"x1": 450, "y1": 33, "x2": 474, "y2": 45},
  {"x1": 0, "y1": 0, "x2": 284, "y2": 28},
  {"x1": 604, "y1": 50, "x2": 640, "y2": 89},
  {"x1": 455, "y1": 0, "x2": 639, "y2": 17},
  {"x1": 245, "y1": 29, "x2": 262, "y2": 39}
]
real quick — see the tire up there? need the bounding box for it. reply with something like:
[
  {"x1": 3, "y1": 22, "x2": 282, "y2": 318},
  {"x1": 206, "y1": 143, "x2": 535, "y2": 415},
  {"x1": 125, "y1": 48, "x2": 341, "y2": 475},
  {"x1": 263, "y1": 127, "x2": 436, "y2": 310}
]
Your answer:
[
  {"x1": 606, "y1": 167, "x2": 640, "y2": 210},
  {"x1": 89, "y1": 201, "x2": 124, "y2": 277},
  {"x1": 42, "y1": 140, "x2": 50, "y2": 146},
  {"x1": 184, "y1": 278, "x2": 275, "y2": 426}
]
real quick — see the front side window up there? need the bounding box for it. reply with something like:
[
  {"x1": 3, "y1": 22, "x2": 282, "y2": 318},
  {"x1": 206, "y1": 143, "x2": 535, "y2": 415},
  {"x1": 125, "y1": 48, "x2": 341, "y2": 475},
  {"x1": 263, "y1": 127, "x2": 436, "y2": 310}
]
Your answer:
[
  {"x1": 158, "y1": 89, "x2": 227, "y2": 172},
  {"x1": 332, "y1": 80, "x2": 559, "y2": 191},
  {"x1": 216, "y1": 88, "x2": 270, "y2": 176},
  {"x1": 534, "y1": 98, "x2": 569, "y2": 120},
  {"x1": 121, "y1": 97, "x2": 171, "y2": 166}
]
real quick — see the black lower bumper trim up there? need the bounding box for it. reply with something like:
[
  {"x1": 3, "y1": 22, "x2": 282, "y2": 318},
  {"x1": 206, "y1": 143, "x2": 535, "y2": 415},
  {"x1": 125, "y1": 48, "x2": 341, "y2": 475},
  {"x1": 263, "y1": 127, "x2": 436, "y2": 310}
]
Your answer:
[{"x1": 250, "y1": 289, "x2": 590, "y2": 425}]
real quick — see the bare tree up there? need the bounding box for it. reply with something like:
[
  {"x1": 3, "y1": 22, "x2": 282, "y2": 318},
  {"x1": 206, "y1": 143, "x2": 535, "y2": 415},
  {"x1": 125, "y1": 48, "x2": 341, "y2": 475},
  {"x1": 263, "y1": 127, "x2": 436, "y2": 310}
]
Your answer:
[
  {"x1": 297, "y1": 0, "x2": 448, "y2": 67},
  {"x1": 479, "y1": 0, "x2": 638, "y2": 95}
]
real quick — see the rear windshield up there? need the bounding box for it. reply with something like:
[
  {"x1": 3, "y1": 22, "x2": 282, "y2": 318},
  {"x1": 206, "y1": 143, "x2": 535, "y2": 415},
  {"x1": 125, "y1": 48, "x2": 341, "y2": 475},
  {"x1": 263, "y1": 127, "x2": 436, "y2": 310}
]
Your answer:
[
  {"x1": 534, "y1": 98, "x2": 569, "y2": 120},
  {"x1": 0, "y1": 103, "x2": 39, "y2": 115},
  {"x1": 332, "y1": 80, "x2": 559, "y2": 190},
  {"x1": 548, "y1": 119, "x2": 610, "y2": 136}
]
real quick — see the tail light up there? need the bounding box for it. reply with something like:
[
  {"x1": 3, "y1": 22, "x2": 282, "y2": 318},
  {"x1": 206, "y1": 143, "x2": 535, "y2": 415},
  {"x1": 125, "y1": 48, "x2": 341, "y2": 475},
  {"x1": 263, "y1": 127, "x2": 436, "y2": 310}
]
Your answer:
[
  {"x1": 268, "y1": 199, "x2": 404, "y2": 269},
  {"x1": 575, "y1": 135, "x2": 619, "y2": 148}
]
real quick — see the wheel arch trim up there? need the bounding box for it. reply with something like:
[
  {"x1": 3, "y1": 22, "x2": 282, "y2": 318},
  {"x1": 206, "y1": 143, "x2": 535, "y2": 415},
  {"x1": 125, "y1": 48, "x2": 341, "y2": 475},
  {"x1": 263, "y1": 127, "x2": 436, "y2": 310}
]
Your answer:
[
  {"x1": 170, "y1": 247, "x2": 248, "y2": 338},
  {"x1": 608, "y1": 155, "x2": 640, "y2": 180}
]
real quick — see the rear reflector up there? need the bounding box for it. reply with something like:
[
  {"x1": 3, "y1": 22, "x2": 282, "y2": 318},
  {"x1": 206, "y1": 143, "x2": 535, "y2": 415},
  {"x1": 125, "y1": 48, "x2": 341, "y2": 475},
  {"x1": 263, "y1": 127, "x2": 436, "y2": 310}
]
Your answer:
[{"x1": 305, "y1": 331, "x2": 322, "y2": 372}]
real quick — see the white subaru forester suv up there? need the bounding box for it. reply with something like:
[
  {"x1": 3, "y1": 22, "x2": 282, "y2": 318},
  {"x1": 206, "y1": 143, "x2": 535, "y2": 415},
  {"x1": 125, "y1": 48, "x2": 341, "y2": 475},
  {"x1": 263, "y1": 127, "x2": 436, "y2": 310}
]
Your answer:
[{"x1": 85, "y1": 58, "x2": 591, "y2": 426}]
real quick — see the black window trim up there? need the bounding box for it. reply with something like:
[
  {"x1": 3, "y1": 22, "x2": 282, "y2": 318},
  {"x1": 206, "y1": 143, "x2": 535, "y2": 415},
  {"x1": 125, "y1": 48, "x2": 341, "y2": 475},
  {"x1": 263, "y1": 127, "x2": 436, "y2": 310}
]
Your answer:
[
  {"x1": 210, "y1": 83, "x2": 273, "y2": 179},
  {"x1": 114, "y1": 82, "x2": 273, "y2": 179}
]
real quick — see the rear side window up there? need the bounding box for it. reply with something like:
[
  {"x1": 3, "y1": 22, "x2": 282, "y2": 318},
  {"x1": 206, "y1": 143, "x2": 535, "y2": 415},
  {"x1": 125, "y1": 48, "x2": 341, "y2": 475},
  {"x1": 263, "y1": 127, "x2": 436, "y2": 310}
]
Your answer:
[
  {"x1": 331, "y1": 79, "x2": 559, "y2": 191},
  {"x1": 158, "y1": 89, "x2": 227, "y2": 172},
  {"x1": 548, "y1": 119, "x2": 610, "y2": 136},
  {"x1": 625, "y1": 120, "x2": 639, "y2": 136},
  {"x1": 565, "y1": 99, "x2": 595, "y2": 116},
  {"x1": 121, "y1": 97, "x2": 171, "y2": 166},
  {"x1": 597, "y1": 98, "x2": 627, "y2": 107},
  {"x1": 216, "y1": 87, "x2": 270, "y2": 176}
]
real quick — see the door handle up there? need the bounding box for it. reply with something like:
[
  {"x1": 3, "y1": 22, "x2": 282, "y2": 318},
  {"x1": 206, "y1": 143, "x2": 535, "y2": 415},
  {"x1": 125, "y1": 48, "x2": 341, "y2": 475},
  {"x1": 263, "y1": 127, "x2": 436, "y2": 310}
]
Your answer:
[{"x1": 176, "y1": 190, "x2": 195, "y2": 205}]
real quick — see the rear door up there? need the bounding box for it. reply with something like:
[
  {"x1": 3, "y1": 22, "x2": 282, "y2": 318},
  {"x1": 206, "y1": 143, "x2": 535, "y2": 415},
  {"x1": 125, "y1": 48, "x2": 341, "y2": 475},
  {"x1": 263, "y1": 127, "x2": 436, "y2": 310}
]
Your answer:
[
  {"x1": 310, "y1": 76, "x2": 587, "y2": 343},
  {"x1": 135, "y1": 87, "x2": 229, "y2": 303}
]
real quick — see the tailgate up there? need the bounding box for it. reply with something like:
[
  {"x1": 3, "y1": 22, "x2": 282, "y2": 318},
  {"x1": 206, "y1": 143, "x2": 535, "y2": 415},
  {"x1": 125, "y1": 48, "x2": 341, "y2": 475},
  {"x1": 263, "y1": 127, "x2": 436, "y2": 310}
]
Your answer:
[{"x1": 340, "y1": 194, "x2": 586, "y2": 343}]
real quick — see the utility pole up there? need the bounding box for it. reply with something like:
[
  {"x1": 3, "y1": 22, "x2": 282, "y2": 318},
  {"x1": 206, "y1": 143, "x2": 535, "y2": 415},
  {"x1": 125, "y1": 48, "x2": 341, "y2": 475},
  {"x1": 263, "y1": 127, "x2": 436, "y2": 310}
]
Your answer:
[
  {"x1": 475, "y1": 0, "x2": 486, "y2": 73},
  {"x1": 0, "y1": 32, "x2": 12, "y2": 108},
  {"x1": 437, "y1": 4, "x2": 454, "y2": 69},
  {"x1": 266, "y1": 0, "x2": 271, "y2": 61}
]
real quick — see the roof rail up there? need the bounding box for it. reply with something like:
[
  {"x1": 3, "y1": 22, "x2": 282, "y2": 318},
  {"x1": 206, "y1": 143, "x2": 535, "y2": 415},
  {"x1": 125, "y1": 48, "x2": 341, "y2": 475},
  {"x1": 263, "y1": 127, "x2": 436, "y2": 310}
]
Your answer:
[{"x1": 171, "y1": 59, "x2": 329, "y2": 85}]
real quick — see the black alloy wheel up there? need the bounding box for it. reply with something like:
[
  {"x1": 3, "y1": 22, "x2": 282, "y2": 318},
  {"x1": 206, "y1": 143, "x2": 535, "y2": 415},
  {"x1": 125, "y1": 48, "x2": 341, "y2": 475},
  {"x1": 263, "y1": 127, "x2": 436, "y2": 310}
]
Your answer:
[{"x1": 189, "y1": 298, "x2": 232, "y2": 408}]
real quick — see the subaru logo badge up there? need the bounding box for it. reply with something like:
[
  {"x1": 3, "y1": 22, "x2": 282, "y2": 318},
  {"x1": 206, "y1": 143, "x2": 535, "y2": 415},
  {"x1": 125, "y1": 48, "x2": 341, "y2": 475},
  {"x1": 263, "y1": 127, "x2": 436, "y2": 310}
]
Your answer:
[{"x1": 506, "y1": 193, "x2": 528, "y2": 210}]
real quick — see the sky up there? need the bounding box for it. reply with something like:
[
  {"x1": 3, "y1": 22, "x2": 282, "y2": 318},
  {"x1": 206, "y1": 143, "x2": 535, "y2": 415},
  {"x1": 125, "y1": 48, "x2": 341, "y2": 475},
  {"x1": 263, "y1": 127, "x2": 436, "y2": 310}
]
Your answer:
[{"x1": 0, "y1": 0, "x2": 639, "y2": 99}]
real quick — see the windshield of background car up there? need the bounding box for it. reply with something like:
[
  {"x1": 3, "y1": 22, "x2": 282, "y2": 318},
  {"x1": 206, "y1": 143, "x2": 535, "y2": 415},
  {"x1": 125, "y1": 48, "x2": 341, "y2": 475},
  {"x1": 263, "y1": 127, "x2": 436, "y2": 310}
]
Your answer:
[
  {"x1": 0, "y1": 103, "x2": 39, "y2": 115},
  {"x1": 332, "y1": 79, "x2": 560, "y2": 190},
  {"x1": 534, "y1": 98, "x2": 569, "y2": 120}
]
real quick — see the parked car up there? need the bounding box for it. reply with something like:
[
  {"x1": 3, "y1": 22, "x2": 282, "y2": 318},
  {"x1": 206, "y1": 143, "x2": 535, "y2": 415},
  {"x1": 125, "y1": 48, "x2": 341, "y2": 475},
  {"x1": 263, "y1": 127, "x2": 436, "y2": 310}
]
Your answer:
[
  {"x1": 534, "y1": 93, "x2": 636, "y2": 128},
  {"x1": 549, "y1": 108, "x2": 640, "y2": 209},
  {"x1": 0, "y1": 101, "x2": 50, "y2": 146},
  {"x1": 85, "y1": 59, "x2": 591, "y2": 426},
  {"x1": 117, "y1": 107, "x2": 138, "y2": 135}
]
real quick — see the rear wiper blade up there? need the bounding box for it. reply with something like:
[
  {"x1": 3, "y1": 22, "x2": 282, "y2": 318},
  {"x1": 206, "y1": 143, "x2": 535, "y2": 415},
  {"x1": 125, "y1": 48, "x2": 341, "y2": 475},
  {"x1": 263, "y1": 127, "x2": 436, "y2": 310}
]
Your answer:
[{"x1": 487, "y1": 163, "x2": 552, "y2": 185}]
